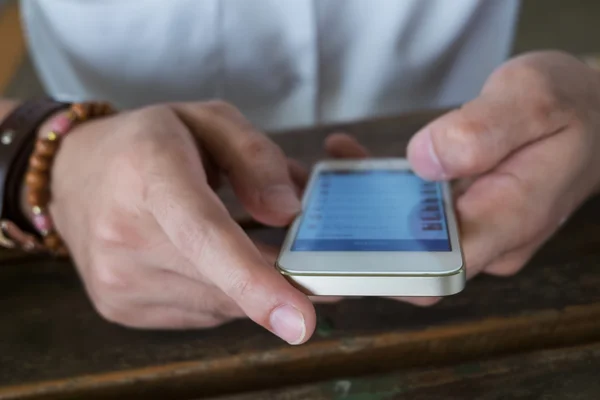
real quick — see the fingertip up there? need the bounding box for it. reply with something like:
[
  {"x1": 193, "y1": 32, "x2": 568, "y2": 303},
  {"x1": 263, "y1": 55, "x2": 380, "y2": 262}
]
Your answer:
[
  {"x1": 407, "y1": 129, "x2": 446, "y2": 181},
  {"x1": 325, "y1": 132, "x2": 351, "y2": 145},
  {"x1": 269, "y1": 300, "x2": 316, "y2": 345},
  {"x1": 261, "y1": 184, "x2": 301, "y2": 212},
  {"x1": 391, "y1": 296, "x2": 442, "y2": 307},
  {"x1": 242, "y1": 184, "x2": 301, "y2": 227},
  {"x1": 325, "y1": 132, "x2": 369, "y2": 159},
  {"x1": 310, "y1": 295, "x2": 344, "y2": 304},
  {"x1": 287, "y1": 158, "x2": 309, "y2": 190},
  {"x1": 296, "y1": 295, "x2": 317, "y2": 343}
]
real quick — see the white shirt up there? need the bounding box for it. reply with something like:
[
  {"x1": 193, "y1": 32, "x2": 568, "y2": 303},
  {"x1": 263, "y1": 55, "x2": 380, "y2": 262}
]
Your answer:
[{"x1": 20, "y1": 0, "x2": 519, "y2": 131}]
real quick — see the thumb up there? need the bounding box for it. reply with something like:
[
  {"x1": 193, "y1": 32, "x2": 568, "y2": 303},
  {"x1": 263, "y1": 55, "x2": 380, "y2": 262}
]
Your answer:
[
  {"x1": 407, "y1": 96, "x2": 570, "y2": 181},
  {"x1": 325, "y1": 133, "x2": 370, "y2": 158}
]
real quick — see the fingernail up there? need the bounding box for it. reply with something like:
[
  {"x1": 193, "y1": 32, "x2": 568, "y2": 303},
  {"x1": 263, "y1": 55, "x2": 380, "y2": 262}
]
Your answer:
[
  {"x1": 270, "y1": 304, "x2": 306, "y2": 345},
  {"x1": 262, "y1": 185, "x2": 302, "y2": 214},
  {"x1": 408, "y1": 130, "x2": 446, "y2": 180}
]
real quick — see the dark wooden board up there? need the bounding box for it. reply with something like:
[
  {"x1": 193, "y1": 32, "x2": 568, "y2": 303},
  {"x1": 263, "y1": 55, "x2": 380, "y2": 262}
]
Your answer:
[
  {"x1": 1, "y1": 111, "x2": 600, "y2": 399},
  {"x1": 213, "y1": 342, "x2": 600, "y2": 400}
]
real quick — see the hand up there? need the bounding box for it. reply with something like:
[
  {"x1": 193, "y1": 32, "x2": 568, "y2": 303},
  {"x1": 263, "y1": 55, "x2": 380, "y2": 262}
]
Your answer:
[
  {"x1": 406, "y1": 51, "x2": 600, "y2": 283},
  {"x1": 45, "y1": 101, "x2": 349, "y2": 343},
  {"x1": 332, "y1": 51, "x2": 600, "y2": 306}
]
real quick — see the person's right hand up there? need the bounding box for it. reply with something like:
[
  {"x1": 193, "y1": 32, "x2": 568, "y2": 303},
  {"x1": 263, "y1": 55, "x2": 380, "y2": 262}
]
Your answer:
[{"x1": 45, "y1": 101, "x2": 317, "y2": 344}]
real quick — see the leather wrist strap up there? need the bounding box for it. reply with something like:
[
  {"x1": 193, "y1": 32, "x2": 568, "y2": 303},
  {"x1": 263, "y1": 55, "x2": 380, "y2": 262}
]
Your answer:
[{"x1": 0, "y1": 98, "x2": 70, "y2": 249}]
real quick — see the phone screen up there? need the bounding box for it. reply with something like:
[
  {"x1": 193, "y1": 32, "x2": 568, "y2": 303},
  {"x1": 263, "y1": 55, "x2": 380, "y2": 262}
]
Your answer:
[{"x1": 291, "y1": 170, "x2": 451, "y2": 252}]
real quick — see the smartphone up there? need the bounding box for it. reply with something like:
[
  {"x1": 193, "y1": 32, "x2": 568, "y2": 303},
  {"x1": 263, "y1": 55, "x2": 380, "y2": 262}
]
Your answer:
[{"x1": 276, "y1": 158, "x2": 465, "y2": 297}]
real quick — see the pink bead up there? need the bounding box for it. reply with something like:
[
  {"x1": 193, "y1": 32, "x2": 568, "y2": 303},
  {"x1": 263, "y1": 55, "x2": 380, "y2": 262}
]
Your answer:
[
  {"x1": 33, "y1": 213, "x2": 53, "y2": 234},
  {"x1": 50, "y1": 114, "x2": 73, "y2": 136}
]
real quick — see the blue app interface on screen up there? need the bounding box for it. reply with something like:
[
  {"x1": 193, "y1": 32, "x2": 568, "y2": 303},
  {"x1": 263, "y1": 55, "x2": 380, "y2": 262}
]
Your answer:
[{"x1": 291, "y1": 170, "x2": 451, "y2": 252}]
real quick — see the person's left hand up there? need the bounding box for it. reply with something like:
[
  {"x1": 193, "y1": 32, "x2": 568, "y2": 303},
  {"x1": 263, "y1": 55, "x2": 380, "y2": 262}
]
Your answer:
[{"x1": 333, "y1": 51, "x2": 600, "y2": 305}]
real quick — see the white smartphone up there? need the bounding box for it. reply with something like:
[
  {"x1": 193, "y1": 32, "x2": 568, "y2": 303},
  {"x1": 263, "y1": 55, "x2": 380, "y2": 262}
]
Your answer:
[{"x1": 276, "y1": 158, "x2": 465, "y2": 297}]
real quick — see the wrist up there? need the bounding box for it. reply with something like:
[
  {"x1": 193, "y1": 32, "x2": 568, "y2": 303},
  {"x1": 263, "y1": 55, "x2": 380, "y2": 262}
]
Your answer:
[{"x1": 20, "y1": 102, "x2": 115, "y2": 255}]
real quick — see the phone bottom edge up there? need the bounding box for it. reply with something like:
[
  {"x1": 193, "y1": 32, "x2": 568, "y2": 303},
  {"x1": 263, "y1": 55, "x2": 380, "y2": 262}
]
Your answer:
[{"x1": 283, "y1": 270, "x2": 466, "y2": 297}]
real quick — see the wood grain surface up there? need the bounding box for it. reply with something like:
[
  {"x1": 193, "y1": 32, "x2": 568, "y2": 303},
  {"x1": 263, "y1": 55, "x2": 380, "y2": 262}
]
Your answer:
[
  {"x1": 0, "y1": 111, "x2": 599, "y2": 399},
  {"x1": 213, "y1": 342, "x2": 600, "y2": 400}
]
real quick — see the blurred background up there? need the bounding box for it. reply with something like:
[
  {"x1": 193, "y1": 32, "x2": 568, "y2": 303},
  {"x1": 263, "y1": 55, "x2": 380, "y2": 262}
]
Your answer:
[{"x1": 2, "y1": 0, "x2": 600, "y2": 99}]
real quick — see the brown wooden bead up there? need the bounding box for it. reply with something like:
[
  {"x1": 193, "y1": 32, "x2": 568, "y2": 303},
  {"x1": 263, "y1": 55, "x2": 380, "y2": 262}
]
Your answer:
[
  {"x1": 44, "y1": 232, "x2": 62, "y2": 250},
  {"x1": 29, "y1": 154, "x2": 51, "y2": 172},
  {"x1": 27, "y1": 189, "x2": 50, "y2": 206},
  {"x1": 102, "y1": 102, "x2": 115, "y2": 115},
  {"x1": 88, "y1": 103, "x2": 100, "y2": 116},
  {"x1": 25, "y1": 171, "x2": 48, "y2": 189},
  {"x1": 93, "y1": 102, "x2": 110, "y2": 116},
  {"x1": 66, "y1": 110, "x2": 77, "y2": 122},
  {"x1": 71, "y1": 103, "x2": 90, "y2": 121},
  {"x1": 35, "y1": 139, "x2": 59, "y2": 157}
]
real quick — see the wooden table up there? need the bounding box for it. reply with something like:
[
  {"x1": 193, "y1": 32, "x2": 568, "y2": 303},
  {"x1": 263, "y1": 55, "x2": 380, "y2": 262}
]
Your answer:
[
  {"x1": 218, "y1": 342, "x2": 600, "y2": 400},
  {"x1": 1, "y1": 110, "x2": 600, "y2": 400}
]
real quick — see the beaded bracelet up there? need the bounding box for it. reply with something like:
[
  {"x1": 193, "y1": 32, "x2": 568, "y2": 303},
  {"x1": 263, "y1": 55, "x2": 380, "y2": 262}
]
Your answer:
[{"x1": 24, "y1": 102, "x2": 115, "y2": 256}]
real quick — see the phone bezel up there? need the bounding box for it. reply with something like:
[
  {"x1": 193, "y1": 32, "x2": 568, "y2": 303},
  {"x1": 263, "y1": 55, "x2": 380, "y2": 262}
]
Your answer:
[{"x1": 276, "y1": 158, "x2": 464, "y2": 276}]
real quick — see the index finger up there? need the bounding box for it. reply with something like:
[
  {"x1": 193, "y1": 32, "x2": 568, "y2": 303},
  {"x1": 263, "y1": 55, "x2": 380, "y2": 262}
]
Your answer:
[{"x1": 145, "y1": 144, "x2": 316, "y2": 344}]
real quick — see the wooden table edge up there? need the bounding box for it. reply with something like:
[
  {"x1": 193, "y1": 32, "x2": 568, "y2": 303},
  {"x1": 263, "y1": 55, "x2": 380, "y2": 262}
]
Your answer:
[{"x1": 2, "y1": 303, "x2": 600, "y2": 400}]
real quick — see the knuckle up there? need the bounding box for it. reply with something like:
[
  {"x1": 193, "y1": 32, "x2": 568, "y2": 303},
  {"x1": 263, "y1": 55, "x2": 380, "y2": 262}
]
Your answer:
[
  {"x1": 224, "y1": 270, "x2": 258, "y2": 301},
  {"x1": 494, "y1": 181, "x2": 532, "y2": 234},
  {"x1": 117, "y1": 142, "x2": 196, "y2": 212},
  {"x1": 202, "y1": 100, "x2": 238, "y2": 116},
  {"x1": 198, "y1": 100, "x2": 254, "y2": 130},
  {"x1": 162, "y1": 213, "x2": 232, "y2": 281},
  {"x1": 171, "y1": 214, "x2": 215, "y2": 263},
  {"x1": 125, "y1": 132, "x2": 173, "y2": 166},
  {"x1": 495, "y1": 173, "x2": 530, "y2": 209},
  {"x1": 433, "y1": 113, "x2": 488, "y2": 174},
  {"x1": 90, "y1": 259, "x2": 130, "y2": 293},
  {"x1": 529, "y1": 92, "x2": 561, "y2": 120},
  {"x1": 489, "y1": 61, "x2": 553, "y2": 96},
  {"x1": 488, "y1": 61, "x2": 575, "y2": 131},
  {"x1": 133, "y1": 104, "x2": 179, "y2": 126},
  {"x1": 240, "y1": 136, "x2": 285, "y2": 163},
  {"x1": 124, "y1": 106, "x2": 191, "y2": 160},
  {"x1": 103, "y1": 141, "x2": 152, "y2": 203},
  {"x1": 90, "y1": 214, "x2": 130, "y2": 246},
  {"x1": 527, "y1": 94, "x2": 575, "y2": 135}
]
